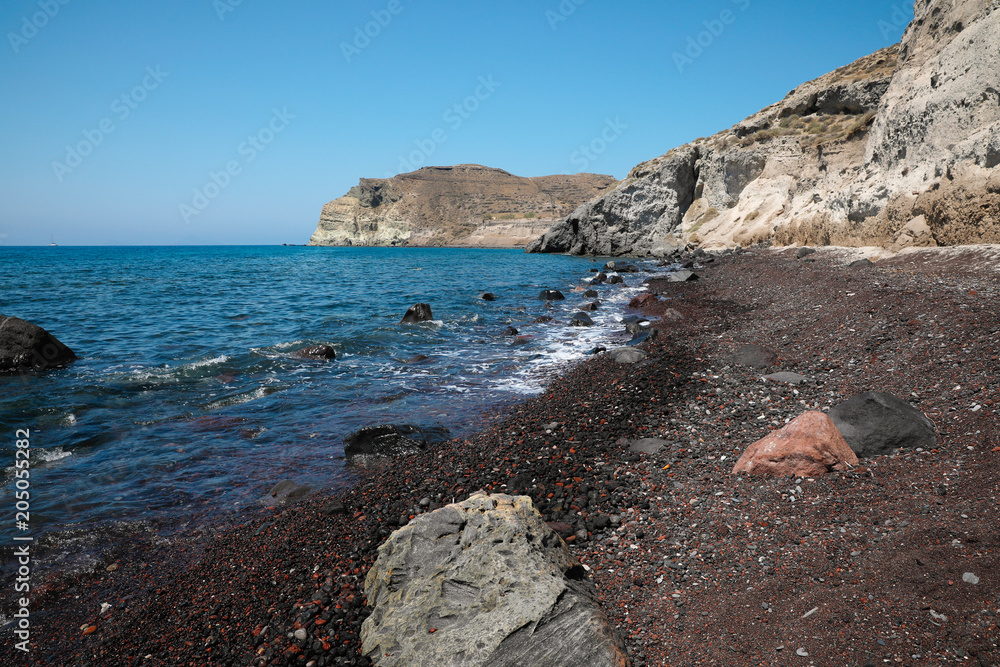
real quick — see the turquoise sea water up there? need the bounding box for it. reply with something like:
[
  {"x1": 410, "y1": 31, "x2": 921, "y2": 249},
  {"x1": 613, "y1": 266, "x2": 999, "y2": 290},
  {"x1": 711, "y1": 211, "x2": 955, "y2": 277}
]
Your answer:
[{"x1": 0, "y1": 246, "x2": 655, "y2": 556}]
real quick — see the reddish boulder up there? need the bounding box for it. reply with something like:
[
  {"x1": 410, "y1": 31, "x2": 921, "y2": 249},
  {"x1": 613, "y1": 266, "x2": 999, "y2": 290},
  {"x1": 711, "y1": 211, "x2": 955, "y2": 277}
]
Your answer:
[
  {"x1": 732, "y1": 411, "x2": 859, "y2": 477},
  {"x1": 628, "y1": 294, "x2": 658, "y2": 309}
]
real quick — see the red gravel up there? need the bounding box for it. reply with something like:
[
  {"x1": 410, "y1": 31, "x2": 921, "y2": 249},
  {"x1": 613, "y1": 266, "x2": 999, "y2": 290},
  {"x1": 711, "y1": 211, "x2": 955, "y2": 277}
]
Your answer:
[{"x1": 3, "y1": 247, "x2": 998, "y2": 666}]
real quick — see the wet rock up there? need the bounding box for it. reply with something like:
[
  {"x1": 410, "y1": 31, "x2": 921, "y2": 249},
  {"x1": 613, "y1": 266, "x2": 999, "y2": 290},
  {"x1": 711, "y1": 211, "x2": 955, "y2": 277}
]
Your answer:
[
  {"x1": 603, "y1": 261, "x2": 639, "y2": 273},
  {"x1": 344, "y1": 424, "x2": 451, "y2": 460},
  {"x1": 533, "y1": 316, "x2": 554, "y2": 324},
  {"x1": 361, "y1": 493, "x2": 630, "y2": 667},
  {"x1": 764, "y1": 371, "x2": 810, "y2": 385},
  {"x1": 480, "y1": 292, "x2": 496, "y2": 301},
  {"x1": 406, "y1": 354, "x2": 430, "y2": 364},
  {"x1": 629, "y1": 294, "x2": 659, "y2": 309},
  {"x1": 591, "y1": 273, "x2": 608, "y2": 284},
  {"x1": 570, "y1": 313, "x2": 594, "y2": 327},
  {"x1": 502, "y1": 326, "x2": 519, "y2": 336},
  {"x1": 608, "y1": 275, "x2": 625, "y2": 285},
  {"x1": 584, "y1": 289, "x2": 600, "y2": 298},
  {"x1": 727, "y1": 344, "x2": 778, "y2": 369},
  {"x1": 610, "y1": 348, "x2": 647, "y2": 364},
  {"x1": 260, "y1": 480, "x2": 314, "y2": 507},
  {"x1": 0, "y1": 314, "x2": 77, "y2": 373},
  {"x1": 295, "y1": 345, "x2": 337, "y2": 360},
  {"x1": 628, "y1": 330, "x2": 659, "y2": 346},
  {"x1": 539, "y1": 290, "x2": 566, "y2": 301},
  {"x1": 401, "y1": 303, "x2": 433, "y2": 324},
  {"x1": 669, "y1": 270, "x2": 700, "y2": 283},
  {"x1": 732, "y1": 411, "x2": 859, "y2": 477},
  {"x1": 827, "y1": 391, "x2": 937, "y2": 457}
]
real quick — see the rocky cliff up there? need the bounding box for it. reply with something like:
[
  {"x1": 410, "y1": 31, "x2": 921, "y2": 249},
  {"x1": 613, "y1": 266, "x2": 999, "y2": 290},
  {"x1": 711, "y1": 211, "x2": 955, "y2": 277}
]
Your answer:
[
  {"x1": 308, "y1": 165, "x2": 616, "y2": 248},
  {"x1": 528, "y1": 0, "x2": 1000, "y2": 256}
]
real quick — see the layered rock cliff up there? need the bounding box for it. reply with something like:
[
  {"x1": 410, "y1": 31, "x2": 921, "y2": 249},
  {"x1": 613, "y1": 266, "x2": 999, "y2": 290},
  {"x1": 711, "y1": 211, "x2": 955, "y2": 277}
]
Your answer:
[
  {"x1": 308, "y1": 165, "x2": 616, "y2": 248},
  {"x1": 528, "y1": 0, "x2": 1000, "y2": 256}
]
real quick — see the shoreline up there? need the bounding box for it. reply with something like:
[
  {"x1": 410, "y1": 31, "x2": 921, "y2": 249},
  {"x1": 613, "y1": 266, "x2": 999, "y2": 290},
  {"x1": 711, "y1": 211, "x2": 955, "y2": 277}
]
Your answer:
[{"x1": 5, "y1": 246, "x2": 999, "y2": 666}]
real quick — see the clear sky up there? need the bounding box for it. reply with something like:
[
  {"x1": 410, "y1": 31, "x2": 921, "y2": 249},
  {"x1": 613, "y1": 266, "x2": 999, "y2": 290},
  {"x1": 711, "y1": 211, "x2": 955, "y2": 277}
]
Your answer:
[{"x1": 0, "y1": 0, "x2": 912, "y2": 246}]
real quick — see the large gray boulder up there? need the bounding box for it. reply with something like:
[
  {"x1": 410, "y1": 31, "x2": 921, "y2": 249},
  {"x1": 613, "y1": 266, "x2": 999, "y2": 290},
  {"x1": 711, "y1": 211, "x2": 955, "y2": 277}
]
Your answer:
[
  {"x1": 827, "y1": 391, "x2": 937, "y2": 457},
  {"x1": 362, "y1": 492, "x2": 630, "y2": 667},
  {"x1": 0, "y1": 315, "x2": 76, "y2": 374}
]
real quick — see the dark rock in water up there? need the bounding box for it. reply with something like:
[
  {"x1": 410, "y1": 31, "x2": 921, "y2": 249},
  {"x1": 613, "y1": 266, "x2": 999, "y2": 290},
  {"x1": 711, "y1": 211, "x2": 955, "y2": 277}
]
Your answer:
[
  {"x1": 628, "y1": 330, "x2": 659, "y2": 346},
  {"x1": 401, "y1": 303, "x2": 434, "y2": 324},
  {"x1": 603, "y1": 261, "x2": 639, "y2": 273},
  {"x1": 361, "y1": 493, "x2": 630, "y2": 667},
  {"x1": 344, "y1": 424, "x2": 451, "y2": 459},
  {"x1": 511, "y1": 336, "x2": 531, "y2": 346},
  {"x1": 727, "y1": 343, "x2": 778, "y2": 369},
  {"x1": 260, "y1": 480, "x2": 313, "y2": 507},
  {"x1": 0, "y1": 315, "x2": 77, "y2": 374},
  {"x1": 796, "y1": 247, "x2": 817, "y2": 259},
  {"x1": 588, "y1": 267, "x2": 600, "y2": 273},
  {"x1": 406, "y1": 354, "x2": 430, "y2": 364},
  {"x1": 569, "y1": 313, "x2": 594, "y2": 327},
  {"x1": 533, "y1": 316, "x2": 555, "y2": 324},
  {"x1": 625, "y1": 320, "x2": 650, "y2": 337},
  {"x1": 669, "y1": 270, "x2": 699, "y2": 282},
  {"x1": 481, "y1": 292, "x2": 496, "y2": 301},
  {"x1": 828, "y1": 391, "x2": 937, "y2": 458},
  {"x1": 621, "y1": 315, "x2": 646, "y2": 325},
  {"x1": 608, "y1": 275, "x2": 624, "y2": 285},
  {"x1": 579, "y1": 302, "x2": 600, "y2": 312},
  {"x1": 503, "y1": 326, "x2": 519, "y2": 336},
  {"x1": 588, "y1": 346, "x2": 607, "y2": 355},
  {"x1": 591, "y1": 273, "x2": 608, "y2": 284},
  {"x1": 539, "y1": 290, "x2": 566, "y2": 301},
  {"x1": 848, "y1": 258, "x2": 873, "y2": 268},
  {"x1": 295, "y1": 344, "x2": 337, "y2": 360},
  {"x1": 584, "y1": 289, "x2": 599, "y2": 298}
]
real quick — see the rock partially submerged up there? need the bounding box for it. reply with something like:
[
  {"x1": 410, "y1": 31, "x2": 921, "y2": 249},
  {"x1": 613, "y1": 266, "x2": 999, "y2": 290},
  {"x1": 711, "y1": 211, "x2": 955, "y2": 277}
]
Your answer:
[
  {"x1": 344, "y1": 424, "x2": 451, "y2": 460},
  {"x1": 361, "y1": 492, "x2": 630, "y2": 667},
  {"x1": 259, "y1": 480, "x2": 313, "y2": 507},
  {"x1": 294, "y1": 344, "x2": 337, "y2": 360},
  {"x1": 733, "y1": 411, "x2": 859, "y2": 477},
  {"x1": 539, "y1": 289, "x2": 566, "y2": 301},
  {"x1": 400, "y1": 303, "x2": 434, "y2": 324},
  {"x1": 827, "y1": 391, "x2": 937, "y2": 457},
  {"x1": 0, "y1": 314, "x2": 77, "y2": 373}
]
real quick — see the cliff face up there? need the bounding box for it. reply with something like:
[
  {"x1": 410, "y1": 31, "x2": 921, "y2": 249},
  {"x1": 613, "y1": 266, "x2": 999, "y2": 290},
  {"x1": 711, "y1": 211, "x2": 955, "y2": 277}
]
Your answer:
[
  {"x1": 308, "y1": 165, "x2": 617, "y2": 248},
  {"x1": 528, "y1": 0, "x2": 1000, "y2": 256}
]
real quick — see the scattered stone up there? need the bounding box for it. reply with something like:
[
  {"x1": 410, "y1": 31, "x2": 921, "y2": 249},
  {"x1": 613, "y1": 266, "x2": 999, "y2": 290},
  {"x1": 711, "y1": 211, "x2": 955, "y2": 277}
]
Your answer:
[
  {"x1": 629, "y1": 294, "x2": 659, "y2": 309},
  {"x1": 0, "y1": 314, "x2": 77, "y2": 374},
  {"x1": 827, "y1": 391, "x2": 937, "y2": 457},
  {"x1": 260, "y1": 480, "x2": 314, "y2": 507},
  {"x1": 400, "y1": 303, "x2": 433, "y2": 324},
  {"x1": 361, "y1": 493, "x2": 630, "y2": 667},
  {"x1": 764, "y1": 371, "x2": 810, "y2": 385},
  {"x1": 963, "y1": 572, "x2": 980, "y2": 585},
  {"x1": 295, "y1": 345, "x2": 337, "y2": 360},
  {"x1": 609, "y1": 348, "x2": 647, "y2": 364},
  {"x1": 796, "y1": 648, "x2": 809, "y2": 657},
  {"x1": 732, "y1": 411, "x2": 859, "y2": 477},
  {"x1": 344, "y1": 424, "x2": 450, "y2": 460},
  {"x1": 320, "y1": 499, "x2": 348, "y2": 515},
  {"x1": 661, "y1": 308, "x2": 684, "y2": 322},
  {"x1": 727, "y1": 343, "x2": 778, "y2": 369},
  {"x1": 570, "y1": 313, "x2": 594, "y2": 327},
  {"x1": 630, "y1": 438, "x2": 669, "y2": 455},
  {"x1": 539, "y1": 290, "x2": 566, "y2": 301},
  {"x1": 480, "y1": 292, "x2": 496, "y2": 301},
  {"x1": 669, "y1": 270, "x2": 699, "y2": 283}
]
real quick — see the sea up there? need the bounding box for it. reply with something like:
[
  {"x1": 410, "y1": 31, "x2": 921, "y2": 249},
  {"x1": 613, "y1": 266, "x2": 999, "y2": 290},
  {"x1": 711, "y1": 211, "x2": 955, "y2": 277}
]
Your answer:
[{"x1": 0, "y1": 245, "x2": 658, "y2": 571}]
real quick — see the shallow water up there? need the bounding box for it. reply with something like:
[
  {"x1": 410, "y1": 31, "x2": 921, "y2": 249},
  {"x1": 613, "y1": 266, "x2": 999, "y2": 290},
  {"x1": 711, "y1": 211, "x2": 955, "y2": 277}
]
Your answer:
[{"x1": 0, "y1": 246, "x2": 658, "y2": 551}]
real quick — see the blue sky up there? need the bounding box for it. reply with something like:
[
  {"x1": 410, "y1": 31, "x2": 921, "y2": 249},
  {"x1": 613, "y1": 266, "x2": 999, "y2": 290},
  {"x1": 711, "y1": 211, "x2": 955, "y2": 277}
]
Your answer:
[{"x1": 0, "y1": 0, "x2": 913, "y2": 246}]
